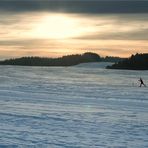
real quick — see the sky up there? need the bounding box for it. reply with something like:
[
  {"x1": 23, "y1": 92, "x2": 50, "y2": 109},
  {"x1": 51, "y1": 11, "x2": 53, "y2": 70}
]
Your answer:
[{"x1": 0, "y1": 0, "x2": 148, "y2": 59}]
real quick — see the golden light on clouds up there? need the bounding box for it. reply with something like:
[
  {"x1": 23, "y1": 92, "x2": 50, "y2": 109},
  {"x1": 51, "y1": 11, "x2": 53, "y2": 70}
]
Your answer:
[
  {"x1": 32, "y1": 15, "x2": 77, "y2": 39},
  {"x1": 0, "y1": 12, "x2": 148, "y2": 59},
  {"x1": 30, "y1": 13, "x2": 96, "y2": 39}
]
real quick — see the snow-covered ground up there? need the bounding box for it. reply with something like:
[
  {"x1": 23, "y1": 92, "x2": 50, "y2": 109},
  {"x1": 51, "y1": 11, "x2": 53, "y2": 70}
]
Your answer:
[{"x1": 0, "y1": 62, "x2": 148, "y2": 148}]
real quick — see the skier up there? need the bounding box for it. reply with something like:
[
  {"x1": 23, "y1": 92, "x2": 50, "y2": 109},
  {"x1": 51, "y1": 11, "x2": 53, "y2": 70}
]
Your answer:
[{"x1": 138, "y1": 78, "x2": 146, "y2": 87}]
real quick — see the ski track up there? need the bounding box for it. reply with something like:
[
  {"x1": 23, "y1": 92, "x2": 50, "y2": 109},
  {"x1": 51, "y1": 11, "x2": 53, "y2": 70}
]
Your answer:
[{"x1": 0, "y1": 63, "x2": 148, "y2": 148}]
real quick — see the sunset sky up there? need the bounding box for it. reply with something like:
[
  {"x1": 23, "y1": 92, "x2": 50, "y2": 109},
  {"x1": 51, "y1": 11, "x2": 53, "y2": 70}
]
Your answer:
[{"x1": 0, "y1": 0, "x2": 148, "y2": 59}]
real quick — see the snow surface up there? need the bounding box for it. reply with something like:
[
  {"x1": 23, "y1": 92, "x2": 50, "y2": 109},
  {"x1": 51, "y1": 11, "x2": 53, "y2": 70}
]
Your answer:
[{"x1": 0, "y1": 62, "x2": 148, "y2": 148}]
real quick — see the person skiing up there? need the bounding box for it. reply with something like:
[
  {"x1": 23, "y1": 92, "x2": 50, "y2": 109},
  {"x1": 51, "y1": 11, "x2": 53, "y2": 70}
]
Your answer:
[{"x1": 138, "y1": 78, "x2": 146, "y2": 87}]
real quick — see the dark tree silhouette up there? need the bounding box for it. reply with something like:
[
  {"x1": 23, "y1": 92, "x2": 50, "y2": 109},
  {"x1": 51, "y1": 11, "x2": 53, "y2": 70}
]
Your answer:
[
  {"x1": 106, "y1": 53, "x2": 148, "y2": 70},
  {"x1": 0, "y1": 52, "x2": 101, "y2": 66},
  {"x1": 102, "y1": 56, "x2": 126, "y2": 63}
]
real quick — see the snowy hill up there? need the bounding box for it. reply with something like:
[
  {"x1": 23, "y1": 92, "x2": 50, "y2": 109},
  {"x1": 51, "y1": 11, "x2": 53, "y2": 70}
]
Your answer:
[
  {"x1": 0, "y1": 65, "x2": 148, "y2": 147},
  {"x1": 75, "y1": 62, "x2": 114, "y2": 69}
]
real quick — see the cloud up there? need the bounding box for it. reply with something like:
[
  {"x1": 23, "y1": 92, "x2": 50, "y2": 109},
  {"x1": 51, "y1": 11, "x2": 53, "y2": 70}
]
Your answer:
[
  {"x1": 0, "y1": 8, "x2": 148, "y2": 59},
  {"x1": 75, "y1": 28, "x2": 148, "y2": 40},
  {"x1": 71, "y1": 14, "x2": 148, "y2": 40},
  {"x1": 0, "y1": 39, "x2": 64, "y2": 49},
  {"x1": 0, "y1": 0, "x2": 148, "y2": 14},
  {"x1": 0, "y1": 38, "x2": 76, "y2": 59}
]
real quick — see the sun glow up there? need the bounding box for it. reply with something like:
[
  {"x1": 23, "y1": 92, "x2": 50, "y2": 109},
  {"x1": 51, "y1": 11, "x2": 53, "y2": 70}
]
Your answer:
[
  {"x1": 1, "y1": 12, "x2": 148, "y2": 59},
  {"x1": 31, "y1": 14, "x2": 92, "y2": 39}
]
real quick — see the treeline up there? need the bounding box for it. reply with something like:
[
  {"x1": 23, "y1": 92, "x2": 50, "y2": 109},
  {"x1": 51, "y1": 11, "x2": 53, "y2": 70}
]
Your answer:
[
  {"x1": 0, "y1": 52, "x2": 125, "y2": 66},
  {"x1": 0, "y1": 52, "x2": 100, "y2": 66},
  {"x1": 102, "y1": 56, "x2": 126, "y2": 63},
  {"x1": 107, "y1": 53, "x2": 148, "y2": 70}
]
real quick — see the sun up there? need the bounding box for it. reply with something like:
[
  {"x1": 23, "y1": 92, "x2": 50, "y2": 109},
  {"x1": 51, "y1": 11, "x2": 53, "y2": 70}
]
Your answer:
[{"x1": 31, "y1": 14, "x2": 83, "y2": 39}]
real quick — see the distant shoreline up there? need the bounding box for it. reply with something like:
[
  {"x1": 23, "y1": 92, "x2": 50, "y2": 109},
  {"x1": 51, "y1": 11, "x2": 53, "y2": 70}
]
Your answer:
[
  {"x1": 0, "y1": 52, "x2": 124, "y2": 67},
  {"x1": 1, "y1": 52, "x2": 148, "y2": 70}
]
